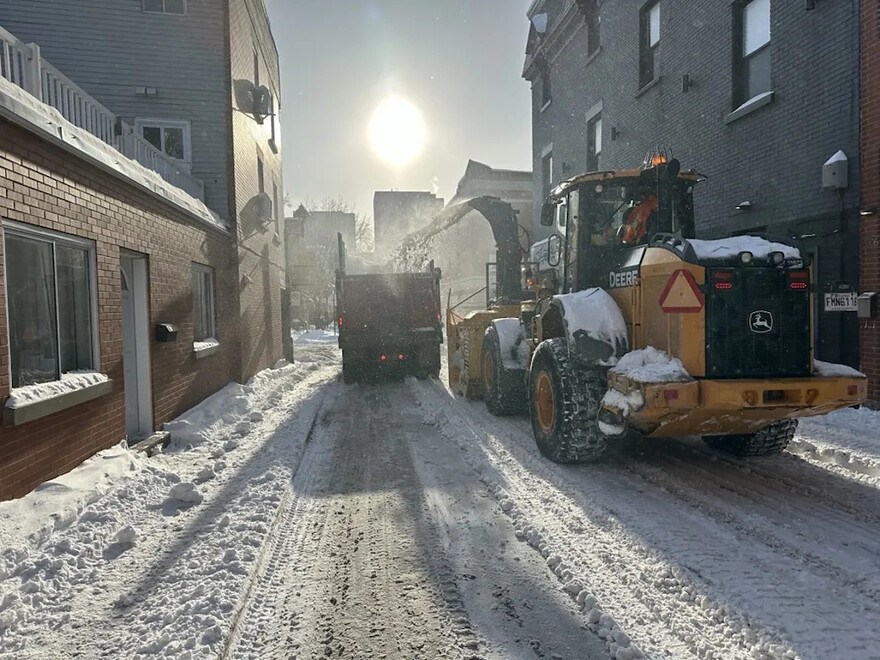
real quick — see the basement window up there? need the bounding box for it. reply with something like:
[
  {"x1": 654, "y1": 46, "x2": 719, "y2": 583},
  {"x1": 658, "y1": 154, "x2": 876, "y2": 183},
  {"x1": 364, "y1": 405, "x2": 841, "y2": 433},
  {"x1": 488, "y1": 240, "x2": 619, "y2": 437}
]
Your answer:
[{"x1": 3, "y1": 222, "x2": 98, "y2": 389}]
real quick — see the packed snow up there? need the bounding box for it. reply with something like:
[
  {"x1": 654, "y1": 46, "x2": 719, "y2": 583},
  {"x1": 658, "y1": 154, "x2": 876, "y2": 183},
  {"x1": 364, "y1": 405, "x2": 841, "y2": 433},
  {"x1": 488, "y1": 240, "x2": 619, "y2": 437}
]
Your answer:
[
  {"x1": 687, "y1": 236, "x2": 801, "y2": 261},
  {"x1": 5, "y1": 371, "x2": 110, "y2": 409},
  {"x1": 813, "y1": 359, "x2": 865, "y2": 378},
  {"x1": 611, "y1": 346, "x2": 691, "y2": 383},
  {"x1": 192, "y1": 338, "x2": 220, "y2": 352},
  {"x1": 491, "y1": 318, "x2": 528, "y2": 369},
  {"x1": 293, "y1": 329, "x2": 338, "y2": 344},
  {"x1": 554, "y1": 288, "x2": 628, "y2": 363}
]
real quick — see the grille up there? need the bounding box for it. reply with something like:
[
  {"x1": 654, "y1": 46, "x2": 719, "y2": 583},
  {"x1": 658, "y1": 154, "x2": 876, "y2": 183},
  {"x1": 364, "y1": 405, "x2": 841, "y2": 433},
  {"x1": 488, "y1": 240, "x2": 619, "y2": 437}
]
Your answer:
[{"x1": 706, "y1": 269, "x2": 811, "y2": 379}]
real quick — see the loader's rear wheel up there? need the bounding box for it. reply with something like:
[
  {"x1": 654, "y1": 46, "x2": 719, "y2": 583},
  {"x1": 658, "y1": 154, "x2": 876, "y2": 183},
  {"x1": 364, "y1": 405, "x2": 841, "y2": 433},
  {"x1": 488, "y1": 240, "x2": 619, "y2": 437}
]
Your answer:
[
  {"x1": 482, "y1": 327, "x2": 525, "y2": 416},
  {"x1": 528, "y1": 338, "x2": 607, "y2": 463},
  {"x1": 703, "y1": 419, "x2": 798, "y2": 457}
]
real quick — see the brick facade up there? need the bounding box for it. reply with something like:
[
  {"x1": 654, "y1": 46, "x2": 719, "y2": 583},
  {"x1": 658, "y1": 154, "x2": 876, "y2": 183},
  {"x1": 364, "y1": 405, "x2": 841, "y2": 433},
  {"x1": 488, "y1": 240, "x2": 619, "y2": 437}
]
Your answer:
[
  {"x1": 861, "y1": 0, "x2": 880, "y2": 404},
  {"x1": 0, "y1": 120, "x2": 240, "y2": 500},
  {"x1": 525, "y1": 0, "x2": 861, "y2": 367}
]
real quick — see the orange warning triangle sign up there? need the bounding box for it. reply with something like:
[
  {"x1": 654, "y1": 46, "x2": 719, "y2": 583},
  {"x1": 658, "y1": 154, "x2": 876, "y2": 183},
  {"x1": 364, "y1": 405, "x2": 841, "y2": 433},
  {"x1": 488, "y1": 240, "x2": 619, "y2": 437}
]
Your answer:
[{"x1": 658, "y1": 269, "x2": 705, "y2": 313}]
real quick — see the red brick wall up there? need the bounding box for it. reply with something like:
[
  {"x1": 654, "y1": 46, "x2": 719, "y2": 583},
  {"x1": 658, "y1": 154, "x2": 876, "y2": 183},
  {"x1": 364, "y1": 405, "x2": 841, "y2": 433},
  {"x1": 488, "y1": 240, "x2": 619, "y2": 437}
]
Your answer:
[
  {"x1": 861, "y1": 0, "x2": 880, "y2": 405},
  {"x1": 0, "y1": 120, "x2": 240, "y2": 500},
  {"x1": 227, "y1": 0, "x2": 285, "y2": 381}
]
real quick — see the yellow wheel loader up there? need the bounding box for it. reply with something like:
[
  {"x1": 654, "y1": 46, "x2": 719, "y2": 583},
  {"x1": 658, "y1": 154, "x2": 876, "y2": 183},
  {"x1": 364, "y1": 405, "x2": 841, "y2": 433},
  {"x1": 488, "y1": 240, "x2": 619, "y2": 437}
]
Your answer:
[{"x1": 451, "y1": 156, "x2": 868, "y2": 461}]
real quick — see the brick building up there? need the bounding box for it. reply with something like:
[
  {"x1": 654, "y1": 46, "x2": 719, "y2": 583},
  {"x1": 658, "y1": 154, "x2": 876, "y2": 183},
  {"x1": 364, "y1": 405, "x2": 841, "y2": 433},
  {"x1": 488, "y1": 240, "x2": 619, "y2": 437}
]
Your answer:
[
  {"x1": 0, "y1": 0, "x2": 286, "y2": 501},
  {"x1": 861, "y1": 0, "x2": 880, "y2": 405},
  {"x1": 523, "y1": 0, "x2": 861, "y2": 367}
]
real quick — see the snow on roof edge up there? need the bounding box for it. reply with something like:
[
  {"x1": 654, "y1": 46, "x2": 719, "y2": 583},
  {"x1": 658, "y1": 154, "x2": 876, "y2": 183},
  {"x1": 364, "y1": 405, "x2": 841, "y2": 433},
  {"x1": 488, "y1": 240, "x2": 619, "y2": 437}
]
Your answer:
[{"x1": 0, "y1": 77, "x2": 229, "y2": 235}]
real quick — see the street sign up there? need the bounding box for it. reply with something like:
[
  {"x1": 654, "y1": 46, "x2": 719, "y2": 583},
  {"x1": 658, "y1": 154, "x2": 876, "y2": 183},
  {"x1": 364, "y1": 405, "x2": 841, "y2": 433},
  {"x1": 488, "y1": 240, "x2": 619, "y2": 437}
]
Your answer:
[
  {"x1": 659, "y1": 269, "x2": 705, "y2": 313},
  {"x1": 824, "y1": 291, "x2": 858, "y2": 312}
]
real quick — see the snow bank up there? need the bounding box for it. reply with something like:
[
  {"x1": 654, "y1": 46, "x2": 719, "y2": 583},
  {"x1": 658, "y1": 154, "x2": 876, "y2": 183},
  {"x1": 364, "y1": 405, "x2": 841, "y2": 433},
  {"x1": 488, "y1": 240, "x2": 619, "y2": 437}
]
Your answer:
[
  {"x1": 0, "y1": 442, "x2": 140, "y2": 549},
  {"x1": 813, "y1": 359, "x2": 865, "y2": 378},
  {"x1": 687, "y1": 236, "x2": 800, "y2": 262},
  {"x1": 554, "y1": 288, "x2": 628, "y2": 363},
  {"x1": 0, "y1": 76, "x2": 227, "y2": 233},
  {"x1": 293, "y1": 329, "x2": 338, "y2": 344},
  {"x1": 5, "y1": 371, "x2": 110, "y2": 408},
  {"x1": 193, "y1": 337, "x2": 220, "y2": 352},
  {"x1": 611, "y1": 347, "x2": 691, "y2": 384}
]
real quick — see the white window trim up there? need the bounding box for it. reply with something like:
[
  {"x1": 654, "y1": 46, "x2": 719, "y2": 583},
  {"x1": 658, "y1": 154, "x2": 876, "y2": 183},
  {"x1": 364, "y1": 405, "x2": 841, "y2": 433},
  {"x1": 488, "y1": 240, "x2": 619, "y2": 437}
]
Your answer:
[
  {"x1": 191, "y1": 262, "x2": 216, "y2": 345},
  {"x1": 2, "y1": 219, "x2": 102, "y2": 386},
  {"x1": 134, "y1": 118, "x2": 193, "y2": 168},
  {"x1": 141, "y1": 0, "x2": 187, "y2": 15}
]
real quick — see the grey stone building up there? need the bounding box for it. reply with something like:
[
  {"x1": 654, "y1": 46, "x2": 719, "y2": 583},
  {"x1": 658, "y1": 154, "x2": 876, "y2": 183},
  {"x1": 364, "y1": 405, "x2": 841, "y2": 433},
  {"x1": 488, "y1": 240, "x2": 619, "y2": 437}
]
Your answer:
[{"x1": 523, "y1": 0, "x2": 860, "y2": 366}]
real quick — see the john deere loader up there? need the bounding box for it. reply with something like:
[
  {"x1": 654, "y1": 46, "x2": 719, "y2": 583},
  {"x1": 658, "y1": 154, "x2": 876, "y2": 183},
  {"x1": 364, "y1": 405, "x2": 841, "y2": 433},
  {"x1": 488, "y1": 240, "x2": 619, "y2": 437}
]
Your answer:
[{"x1": 447, "y1": 156, "x2": 867, "y2": 462}]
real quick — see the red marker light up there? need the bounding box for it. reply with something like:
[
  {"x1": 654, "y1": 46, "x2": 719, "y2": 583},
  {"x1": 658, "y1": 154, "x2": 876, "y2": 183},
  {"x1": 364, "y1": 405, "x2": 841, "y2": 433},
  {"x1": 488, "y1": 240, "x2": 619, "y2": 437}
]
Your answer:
[
  {"x1": 664, "y1": 389, "x2": 679, "y2": 400},
  {"x1": 380, "y1": 354, "x2": 387, "y2": 362},
  {"x1": 338, "y1": 317, "x2": 344, "y2": 326},
  {"x1": 398, "y1": 354, "x2": 405, "y2": 360},
  {"x1": 714, "y1": 282, "x2": 733, "y2": 290}
]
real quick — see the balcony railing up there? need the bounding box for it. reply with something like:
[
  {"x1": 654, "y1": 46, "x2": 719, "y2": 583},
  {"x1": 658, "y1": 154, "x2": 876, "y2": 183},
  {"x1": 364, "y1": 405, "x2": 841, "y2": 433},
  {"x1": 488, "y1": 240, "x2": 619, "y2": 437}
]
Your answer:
[{"x1": 0, "y1": 24, "x2": 204, "y2": 202}]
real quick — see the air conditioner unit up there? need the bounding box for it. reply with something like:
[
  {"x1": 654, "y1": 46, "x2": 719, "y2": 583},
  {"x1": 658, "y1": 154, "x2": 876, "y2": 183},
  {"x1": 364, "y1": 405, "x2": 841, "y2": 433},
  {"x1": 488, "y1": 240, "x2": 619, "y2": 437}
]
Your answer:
[{"x1": 253, "y1": 85, "x2": 272, "y2": 124}]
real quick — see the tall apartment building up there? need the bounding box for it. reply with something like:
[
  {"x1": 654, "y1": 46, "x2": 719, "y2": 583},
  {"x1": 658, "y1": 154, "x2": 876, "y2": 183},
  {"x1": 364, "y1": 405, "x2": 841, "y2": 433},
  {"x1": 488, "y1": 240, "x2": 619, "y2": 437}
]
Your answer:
[
  {"x1": 0, "y1": 0, "x2": 286, "y2": 499},
  {"x1": 523, "y1": 0, "x2": 860, "y2": 367}
]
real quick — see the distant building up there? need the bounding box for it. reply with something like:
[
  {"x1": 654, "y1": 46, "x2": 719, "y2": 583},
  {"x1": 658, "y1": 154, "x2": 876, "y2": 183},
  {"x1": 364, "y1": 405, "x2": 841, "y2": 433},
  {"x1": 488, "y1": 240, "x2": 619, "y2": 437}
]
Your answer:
[
  {"x1": 373, "y1": 191, "x2": 444, "y2": 258},
  {"x1": 301, "y1": 211, "x2": 357, "y2": 249},
  {"x1": 860, "y1": 0, "x2": 880, "y2": 406},
  {"x1": 523, "y1": 0, "x2": 860, "y2": 367}
]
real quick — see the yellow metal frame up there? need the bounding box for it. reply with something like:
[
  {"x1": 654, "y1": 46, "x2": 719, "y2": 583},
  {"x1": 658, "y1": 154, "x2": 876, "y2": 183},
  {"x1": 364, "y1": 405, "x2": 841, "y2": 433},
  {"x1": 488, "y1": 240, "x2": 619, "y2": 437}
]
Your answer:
[{"x1": 447, "y1": 304, "x2": 521, "y2": 399}]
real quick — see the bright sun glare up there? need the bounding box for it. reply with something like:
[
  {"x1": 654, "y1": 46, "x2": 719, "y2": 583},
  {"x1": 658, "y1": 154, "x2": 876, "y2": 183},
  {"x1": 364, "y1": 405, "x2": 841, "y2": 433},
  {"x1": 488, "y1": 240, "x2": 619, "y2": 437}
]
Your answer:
[{"x1": 368, "y1": 97, "x2": 426, "y2": 167}]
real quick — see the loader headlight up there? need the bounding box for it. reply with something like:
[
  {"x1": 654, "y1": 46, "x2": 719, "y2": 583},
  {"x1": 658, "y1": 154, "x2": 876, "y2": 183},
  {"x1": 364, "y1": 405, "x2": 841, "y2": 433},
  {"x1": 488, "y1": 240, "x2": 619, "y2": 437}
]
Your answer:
[
  {"x1": 769, "y1": 251, "x2": 785, "y2": 265},
  {"x1": 739, "y1": 251, "x2": 754, "y2": 264}
]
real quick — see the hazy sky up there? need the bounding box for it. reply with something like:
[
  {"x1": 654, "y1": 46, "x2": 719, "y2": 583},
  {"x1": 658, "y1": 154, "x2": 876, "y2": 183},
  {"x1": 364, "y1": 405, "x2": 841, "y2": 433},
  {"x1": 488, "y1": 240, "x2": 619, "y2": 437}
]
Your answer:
[{"x1": 264, "y1": 0, "x2": 534, "y2": 219}]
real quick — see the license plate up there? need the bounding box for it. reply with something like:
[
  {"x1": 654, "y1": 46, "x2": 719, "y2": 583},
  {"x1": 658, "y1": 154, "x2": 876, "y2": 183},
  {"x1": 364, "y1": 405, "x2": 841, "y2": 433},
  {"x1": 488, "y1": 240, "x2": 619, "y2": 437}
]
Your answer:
[{"x1": 824, "y1": 292, "x2": 858, "y2": 312}]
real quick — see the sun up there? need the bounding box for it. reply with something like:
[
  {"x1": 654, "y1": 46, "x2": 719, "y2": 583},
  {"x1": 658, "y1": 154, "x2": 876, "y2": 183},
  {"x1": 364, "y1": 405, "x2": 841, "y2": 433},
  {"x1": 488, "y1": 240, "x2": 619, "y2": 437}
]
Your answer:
[{"x1": 368, "y1": 97, "x2": 426, "y2": 167}]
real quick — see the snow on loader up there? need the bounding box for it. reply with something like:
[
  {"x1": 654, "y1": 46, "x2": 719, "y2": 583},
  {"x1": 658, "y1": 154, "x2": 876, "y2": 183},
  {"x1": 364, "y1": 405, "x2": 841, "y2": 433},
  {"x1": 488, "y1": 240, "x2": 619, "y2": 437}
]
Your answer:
[{"x1": 451, "y1": 155, "x2": 868, "y2": 461}]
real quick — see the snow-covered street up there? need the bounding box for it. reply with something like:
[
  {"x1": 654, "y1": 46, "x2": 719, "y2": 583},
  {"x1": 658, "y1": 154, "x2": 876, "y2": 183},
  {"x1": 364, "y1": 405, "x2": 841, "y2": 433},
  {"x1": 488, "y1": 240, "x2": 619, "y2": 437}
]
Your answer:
[{"x1": 2, "y1": 343, "x2": 880, "y2": 659}]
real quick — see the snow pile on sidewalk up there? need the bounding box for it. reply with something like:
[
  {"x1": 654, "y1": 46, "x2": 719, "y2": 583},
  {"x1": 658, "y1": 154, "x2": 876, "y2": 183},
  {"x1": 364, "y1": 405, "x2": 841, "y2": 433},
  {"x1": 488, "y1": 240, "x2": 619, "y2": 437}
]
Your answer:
[
  {"x1": 5, "y1": 371, "x2": 109, "y2": 408},
  {"x1": 610, "y1": 347, "x2": 691, "y2": 384},
  {"x1": 791, "y1": 405, "x2": 880, "y2": 482},
  {"x1": 687, "y1": 236, "x2": 801, "y2": 261},
  {"x1": 293, "y1": 329, "x2": 338, "y2": 344},
  {"x1": 0, "y1": 348, "x2": 340, "y2": 658}
]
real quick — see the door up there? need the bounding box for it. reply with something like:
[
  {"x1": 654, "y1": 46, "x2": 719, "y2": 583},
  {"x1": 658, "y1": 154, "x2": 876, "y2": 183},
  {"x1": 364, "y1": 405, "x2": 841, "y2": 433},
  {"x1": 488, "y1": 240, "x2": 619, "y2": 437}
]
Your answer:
[{"x1": 121, "y1": 253, "x2": 153, "y2": 440}]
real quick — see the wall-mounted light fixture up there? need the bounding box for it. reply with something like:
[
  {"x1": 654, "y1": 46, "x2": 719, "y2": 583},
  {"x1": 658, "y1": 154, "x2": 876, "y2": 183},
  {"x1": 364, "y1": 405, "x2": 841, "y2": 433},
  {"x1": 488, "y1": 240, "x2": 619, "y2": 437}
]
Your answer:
[
  {"x1": 610, "y1": 126, "x2": 620, "y2": 141},
  {"x1": 805, "y1": 0, "x2": 815, "y2": 9},
  {"x1": 861, "y1": 208, "x2": 878, "y2": 217},
  {"x1": 682, "y1": 74, "x2": 694, "y2": 93},
  {"x1": 735, "y1": 201, "x2": 754, "y2": 211}
]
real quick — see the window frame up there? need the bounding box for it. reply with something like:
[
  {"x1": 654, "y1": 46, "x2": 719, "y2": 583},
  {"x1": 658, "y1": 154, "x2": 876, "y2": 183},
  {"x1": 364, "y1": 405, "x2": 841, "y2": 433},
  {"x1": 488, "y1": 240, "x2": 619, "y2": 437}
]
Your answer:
[
  {"x1": 134, "y1": 118, "x2": 193, "y2": 168},
  {"x1": 141, "y1": 0, "x2": 187, "y2": 15},
  {"x1": 587, "y1": 113, "x2": 602, "y2": 172},
  {"x1": 2, "y1": 220, "x2": 100, "y2": 388},
  {"x1": 639, "y1": 0, "x2": 661, "y2": 89},
  {"x1": 733, "y1": 0, "x2": 772, "y2": 107},
  {"x1": 191, "y1": 263, "x2": 216, "y2": 343},
  {"x1": 541, "y1": 148, "x2": 554, "y2": 200}
]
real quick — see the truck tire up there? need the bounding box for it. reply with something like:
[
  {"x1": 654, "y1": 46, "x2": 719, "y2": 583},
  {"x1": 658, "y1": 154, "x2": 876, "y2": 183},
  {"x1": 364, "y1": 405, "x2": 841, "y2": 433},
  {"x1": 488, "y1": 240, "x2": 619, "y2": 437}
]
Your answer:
[
  {"x1": 482, "y1": 326, "x2": 525, "y2": 416},
  {"x1": 528, "y1": 338, "x2": 607, "y2": 463},
  {"x1": 703, "y1": 419, "x2": 798, "y2": 457}
]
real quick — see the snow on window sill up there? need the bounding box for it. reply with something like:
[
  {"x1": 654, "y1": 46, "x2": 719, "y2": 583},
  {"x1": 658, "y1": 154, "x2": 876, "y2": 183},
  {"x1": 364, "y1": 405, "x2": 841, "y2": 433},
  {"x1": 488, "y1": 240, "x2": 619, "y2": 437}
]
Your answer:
[
  {"x1": 3, "y1": 372, "x2": 113, "y2": 427},
  {"x1": 540, "y1": 99, "x2": 552, "y2": 113},
  {"x1": 635, "y1": 76, "x2": 662, "y2": 98},
  {"x1": 725, "y1": 91, "x2": 775, "y2": 125},
  {"x1": 193, "y1": 338, "x2": 220, "y2": 359}
]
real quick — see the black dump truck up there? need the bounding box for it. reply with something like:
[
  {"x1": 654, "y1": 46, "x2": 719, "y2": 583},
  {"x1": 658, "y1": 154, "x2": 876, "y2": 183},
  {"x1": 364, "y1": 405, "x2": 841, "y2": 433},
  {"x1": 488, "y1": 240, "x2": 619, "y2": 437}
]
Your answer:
[{"x1": 336, "y1": 235, "x2": 443, "y2": 383}]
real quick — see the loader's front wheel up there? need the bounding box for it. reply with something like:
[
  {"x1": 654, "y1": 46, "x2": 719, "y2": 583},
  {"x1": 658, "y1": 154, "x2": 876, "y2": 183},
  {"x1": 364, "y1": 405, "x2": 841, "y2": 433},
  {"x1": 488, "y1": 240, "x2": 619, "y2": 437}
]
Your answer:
[
  {"x1": 703, "y1": 419, "x2": 798, "y2": 457},
  {"x1": 482, "y1": 327, "x2": 525, "y2": 416},
  {"x1": 528, "y1": 338, "x2": 607, "y2": 463}
]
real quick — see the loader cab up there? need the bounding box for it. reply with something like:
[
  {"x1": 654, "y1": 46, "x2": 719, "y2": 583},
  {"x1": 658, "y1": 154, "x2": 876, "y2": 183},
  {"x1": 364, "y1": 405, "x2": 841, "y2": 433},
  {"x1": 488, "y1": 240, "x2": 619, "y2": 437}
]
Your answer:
[{"x1": 542, "y1": 164, "x2": 697, "y2": 294}]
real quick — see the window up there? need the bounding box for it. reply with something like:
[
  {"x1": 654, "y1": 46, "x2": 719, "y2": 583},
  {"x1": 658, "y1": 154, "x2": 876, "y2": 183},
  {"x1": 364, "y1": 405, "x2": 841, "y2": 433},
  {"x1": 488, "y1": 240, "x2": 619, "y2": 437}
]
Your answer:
[
  {"x1": 579, "y1": 0, "x2": 600, "y2": 55},
  {"x1": 142, "y1": 0, "x2": 186, "y2": 15},
  {"x1": 587, "y1": 113, "x2": 602, "y2": 171},
  {"x1": 540, "y1": 65, "x2": 551, "y2": 108},
  {"x1": 3, "y1": 223, "x2": 96, "y2": 388},
  {"x1": 639, "y1": 1, "x2": 660, "y2": 88},
  {"x1": 735, "y1": 0, "x2": 771, "y2": 105},
  {"x1": 541, "y1": 151, "x2": 553, "y2": 200},
  {"x1": 257, "y1": 155, "x2": 265, "y2": 194},
  {"x1": 135, "y1": 119, "x2": 192, "y2": 167},
  {"x1": 192, "y1": 264, "x2": 215, "y2": 342}
]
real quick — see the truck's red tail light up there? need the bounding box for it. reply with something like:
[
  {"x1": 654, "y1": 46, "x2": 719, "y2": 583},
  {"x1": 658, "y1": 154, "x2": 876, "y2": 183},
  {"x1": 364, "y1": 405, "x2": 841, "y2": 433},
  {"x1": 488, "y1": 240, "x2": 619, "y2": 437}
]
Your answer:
[
  {"x1": 338, "y1": 316, "x2": 344, "y2": 326},
  {"x1": 398, "y1": 354, "x2": 405, "y2": 360},
  {"x1": 788, "y1": 271, "x2": 808, "y2": 290},
  {"x1": 713, "y1": 271, "x2": 733, "y2": 290},
  {"x1": 380, "y1": 354, "x2": 387, "y2": 362}
]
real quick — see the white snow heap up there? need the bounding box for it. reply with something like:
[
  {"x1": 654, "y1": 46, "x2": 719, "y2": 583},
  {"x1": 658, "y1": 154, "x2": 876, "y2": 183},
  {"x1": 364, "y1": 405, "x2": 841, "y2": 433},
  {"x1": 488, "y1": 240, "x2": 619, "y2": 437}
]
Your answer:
[
  {"x1": 0, "y1": 75, "x2": 228, "y2": 233},
  {"x1": 553, "y1": 288, "x2": 628, "y2": 365},
  {"x1": 610, "y1": 347, "x2": 692, "y2": 384},
  {"x1": 687, "y1": 236, "x2": 801, "y2": 262},
  {"x1": 193, "y1": 337, "x2": 220, "y2": 352},
  {"x1": 813, "y1": 359, "x2": 865, "y2": 378},
  {"x1": 5, "y1": 371, "x2": 110, "y2": 409}
]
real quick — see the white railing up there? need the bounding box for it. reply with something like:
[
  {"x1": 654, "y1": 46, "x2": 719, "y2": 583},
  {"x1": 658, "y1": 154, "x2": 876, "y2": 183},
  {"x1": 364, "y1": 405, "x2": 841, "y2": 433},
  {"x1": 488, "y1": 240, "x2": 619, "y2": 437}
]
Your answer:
[{"x1": 0, "y1": 24, "x2": 204, "y2": 202}]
